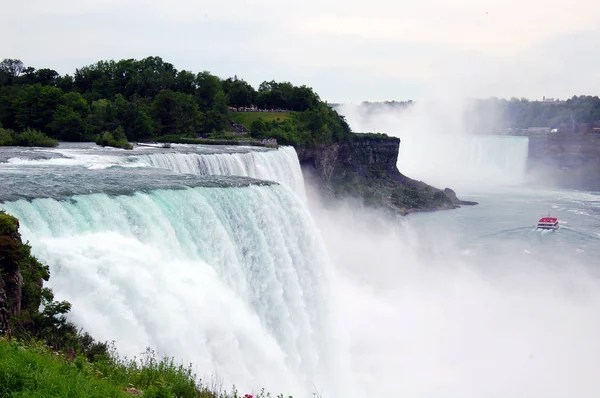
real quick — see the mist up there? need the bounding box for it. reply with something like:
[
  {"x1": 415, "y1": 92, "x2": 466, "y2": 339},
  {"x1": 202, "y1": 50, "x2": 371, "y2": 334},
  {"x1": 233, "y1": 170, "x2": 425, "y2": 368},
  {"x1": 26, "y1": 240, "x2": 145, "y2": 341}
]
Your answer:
[
  {"x1": 306, "y1": 185, "x2": 600, "y2": 398},
  {"x1": 335, "y1": 99, "x2": 531, "y2": 192},
  {"x1": 305, "y1": 94, "x2": 600, "y2": 397}
]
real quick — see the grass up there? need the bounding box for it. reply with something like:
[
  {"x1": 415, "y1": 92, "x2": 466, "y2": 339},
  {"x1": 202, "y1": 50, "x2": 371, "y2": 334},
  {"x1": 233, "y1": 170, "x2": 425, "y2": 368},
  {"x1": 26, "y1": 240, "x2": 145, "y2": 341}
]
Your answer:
[
  {"x1": 0, "y1": 339, "x2": 296, "y2": 398},
  {"x1": 0, "y1": 339, "x2": 219, "y2": 398},
  {"x1": 229, "y1": 112, "x2": 290, "y2": 130},
  {"x1": 0, "y1": 339, "x2": 125, "y2": 397}
]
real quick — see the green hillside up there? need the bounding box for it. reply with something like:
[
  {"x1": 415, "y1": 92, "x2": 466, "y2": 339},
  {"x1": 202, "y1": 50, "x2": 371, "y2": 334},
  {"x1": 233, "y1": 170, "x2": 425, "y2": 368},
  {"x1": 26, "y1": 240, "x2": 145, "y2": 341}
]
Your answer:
[{"x1": 230, "y1": 112, "x2": 290, "y2": 130}]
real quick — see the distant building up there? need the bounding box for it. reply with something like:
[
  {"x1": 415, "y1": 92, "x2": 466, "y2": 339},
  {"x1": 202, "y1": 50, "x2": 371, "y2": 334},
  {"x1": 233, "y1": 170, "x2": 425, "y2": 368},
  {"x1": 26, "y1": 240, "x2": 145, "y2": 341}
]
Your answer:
[
  {"x1": 527, "y1": 127, "x2": 551, "y2": 134},
  {"x1": 541, "y1": 96, "x2": 566, "y2": 105}
]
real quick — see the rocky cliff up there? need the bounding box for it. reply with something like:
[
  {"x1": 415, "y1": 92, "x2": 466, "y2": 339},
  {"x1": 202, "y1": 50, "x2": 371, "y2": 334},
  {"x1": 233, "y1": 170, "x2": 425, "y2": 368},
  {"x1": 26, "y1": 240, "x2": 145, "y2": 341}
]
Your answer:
[
  {"x1": 296, "y1": 136, "x2": 474, "y2": 214},
  {"x1": 528, "y1": 133, "x2": 600, "y2": 191},
  {"x1": 0, "y1": 212, "x2": 23, "y2": 336}
]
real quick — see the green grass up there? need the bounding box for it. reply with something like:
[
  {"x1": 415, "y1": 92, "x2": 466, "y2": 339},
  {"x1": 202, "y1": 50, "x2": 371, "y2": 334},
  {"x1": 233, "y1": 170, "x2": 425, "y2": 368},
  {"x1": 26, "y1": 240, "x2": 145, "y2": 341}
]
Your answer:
[
  {"x1": 229, "y1": 112, "x2": 290, "y2": 130},
  {"x1": 0, "y1": 339, "x2": 223, "y2": 398},
  {"x1": 0, "y1": 339, "x2": 295, "y2": 398},
  {"x1": 0, "y1": 339, "x2": 125, "y2": 397}
]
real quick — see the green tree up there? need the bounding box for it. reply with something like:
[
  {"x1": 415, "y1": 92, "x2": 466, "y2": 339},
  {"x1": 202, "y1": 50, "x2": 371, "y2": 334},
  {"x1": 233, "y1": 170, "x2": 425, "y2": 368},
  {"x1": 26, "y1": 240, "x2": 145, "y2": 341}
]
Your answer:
[
  {"x1": 223, "y1": 77, "x2": 257, "y2": 107},
  {"x1": 85, "y1": 99, "x2": 119, "y2": 135},
  {"x1": 50, "y1": 105, "x2": 86, "y2": 140},
  {"x1": 14, "y1": 84, "x2": 64, "y2": 132},
  {"x1": 195, "y1": 71, "x2": 222, "y2": 109},
  {"x1": 0, "y1": 59, "x2": 24, "y2": 85},
  {"x1": 151, "y1": 89, "x2": 201, "y2": 135}
]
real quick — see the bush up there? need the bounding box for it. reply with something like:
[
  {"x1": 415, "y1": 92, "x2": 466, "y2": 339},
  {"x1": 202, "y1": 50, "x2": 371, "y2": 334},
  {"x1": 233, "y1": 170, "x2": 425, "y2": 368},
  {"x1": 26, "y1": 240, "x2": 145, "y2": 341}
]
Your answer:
[
  {"x1": 0, "y1": 127, "x2": 58, "y2": 147},
  {"x1": 95, "y1": 126, "x2": 133, "y2": 149}
]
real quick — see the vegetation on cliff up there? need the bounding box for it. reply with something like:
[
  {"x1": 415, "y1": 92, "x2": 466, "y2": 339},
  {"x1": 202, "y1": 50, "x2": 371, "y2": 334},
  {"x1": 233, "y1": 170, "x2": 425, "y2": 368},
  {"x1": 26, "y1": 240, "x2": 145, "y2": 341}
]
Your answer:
[{"x1": 0, "y1": 57, "x2": 351, "y2": 147}]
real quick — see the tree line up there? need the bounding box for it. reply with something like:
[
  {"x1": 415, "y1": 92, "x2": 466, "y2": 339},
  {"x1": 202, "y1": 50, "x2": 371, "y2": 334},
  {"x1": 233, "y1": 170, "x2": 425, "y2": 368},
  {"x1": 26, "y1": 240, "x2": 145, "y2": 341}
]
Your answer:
[
  {"x1": 465, "y1": 96, "x2": 600, "y2": 132},
  {"x1": 0, "y1": 57, "x2": 352, "y2": 146},
  {"x1": 350, "y1": 96, "x2": 600, "y2": 133}
]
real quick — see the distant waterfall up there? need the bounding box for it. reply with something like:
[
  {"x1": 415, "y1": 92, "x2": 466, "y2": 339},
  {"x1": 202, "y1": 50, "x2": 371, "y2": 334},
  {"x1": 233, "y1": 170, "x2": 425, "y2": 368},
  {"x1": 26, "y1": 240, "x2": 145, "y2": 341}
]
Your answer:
[
  {"x1": 397, "y1": 135, "x2": 530, "y2": 190},
  {"x1": 1, "y1": 184, "x2": 339, "y2": 396},
  {"x1": 132, "y1": 146, "x2": 306, "y2": 197}
]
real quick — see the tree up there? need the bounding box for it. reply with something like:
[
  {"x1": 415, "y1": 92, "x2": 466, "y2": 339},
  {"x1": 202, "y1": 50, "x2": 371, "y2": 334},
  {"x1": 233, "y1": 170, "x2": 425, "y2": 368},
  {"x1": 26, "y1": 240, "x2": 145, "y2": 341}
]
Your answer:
[
  {"x1": 86, "y1": 99, "x2": 119, "y2": 135},
  {"x1": 223, "y1": 77, "x2": 257, "y2": 107},
  {"x1": 50, "y1": 105, "x2": 86, "y2": 140},
  {"x1": 195, "y1": 71, "x2": 222, "y2": 109},
  {"x1": 13, "y1": 84, "x2": 64, "y2": 132},
  {"x1": 151, "y1": 89, "x2": 201, "y2": 135},
  {"x1": 0, "y1": 59, "x2": 24, "y2": 78},
  {"x1": 174, "y1": 70, "x2": 197, "y2": 95},
  {"x1": 113, "y1": 94, "x2": 155, "y2": 139}
]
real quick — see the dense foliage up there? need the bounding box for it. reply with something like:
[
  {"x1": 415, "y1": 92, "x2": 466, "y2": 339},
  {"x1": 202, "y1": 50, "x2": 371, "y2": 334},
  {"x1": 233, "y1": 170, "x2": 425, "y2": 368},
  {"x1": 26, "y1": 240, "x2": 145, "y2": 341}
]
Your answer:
[
  {"x1": 95, "y1": 127, "x2": 133, "y2": 149},
  {"x1": 0, "y1": 126, "x2": 58, "y2": 147},
  {"x1": 249, "y1": 106, "x2": 352, "y2": 146},
  {"x1": 0, "y1": 57, "x2": 352, "y2": 146}
]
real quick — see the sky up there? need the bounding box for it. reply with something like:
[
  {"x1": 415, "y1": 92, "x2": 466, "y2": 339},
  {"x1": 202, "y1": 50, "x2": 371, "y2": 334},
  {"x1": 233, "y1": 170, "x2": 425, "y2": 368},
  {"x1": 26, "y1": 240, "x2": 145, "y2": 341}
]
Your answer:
[{"x1": 2, "y1": 0, "x2": 600, "y2": 102}]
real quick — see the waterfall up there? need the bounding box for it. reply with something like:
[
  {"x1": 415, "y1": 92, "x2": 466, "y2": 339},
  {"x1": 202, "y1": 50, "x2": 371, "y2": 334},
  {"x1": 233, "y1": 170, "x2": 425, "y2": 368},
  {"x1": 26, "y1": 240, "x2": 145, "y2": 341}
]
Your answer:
[
  {"x1": 131, "y1": 146, "x2": 306, "y2": 197},
  {"x1": 0, "y1": 184, "x2": 338, "y2": 395},
  {"x1": 397, "y1": 134, "x2": 530, "y2": 191}
]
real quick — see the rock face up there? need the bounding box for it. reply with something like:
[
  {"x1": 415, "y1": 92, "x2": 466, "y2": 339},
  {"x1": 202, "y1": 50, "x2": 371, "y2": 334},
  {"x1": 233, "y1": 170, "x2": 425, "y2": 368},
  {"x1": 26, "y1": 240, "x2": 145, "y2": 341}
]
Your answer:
[
  {"x1": 296, "y1": 136, "x2": 472, "y2": 214},
  {"x1": 528, "y1": 133, "x2": 600, "y2": 191},
  {"x1": 0, "y1": 212, "x2": 23, "y2": 336}
]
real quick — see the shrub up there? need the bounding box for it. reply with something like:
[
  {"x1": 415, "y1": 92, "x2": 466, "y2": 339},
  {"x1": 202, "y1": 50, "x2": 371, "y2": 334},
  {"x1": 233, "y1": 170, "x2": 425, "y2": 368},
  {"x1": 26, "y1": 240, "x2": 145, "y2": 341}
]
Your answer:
[
  {"x1": 96, "y1": 126, "x2": 133, "y2": 149},
  {"x1": 0, "y1": 127, "x2": 58, "y2": 147}
]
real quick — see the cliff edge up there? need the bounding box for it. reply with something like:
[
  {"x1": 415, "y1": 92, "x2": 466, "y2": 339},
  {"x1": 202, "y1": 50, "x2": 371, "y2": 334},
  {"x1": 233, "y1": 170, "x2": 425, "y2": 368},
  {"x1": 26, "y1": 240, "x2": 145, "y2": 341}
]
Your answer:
[{"x1": 295, "y1": 135, "x2": 475, "y2": 214}]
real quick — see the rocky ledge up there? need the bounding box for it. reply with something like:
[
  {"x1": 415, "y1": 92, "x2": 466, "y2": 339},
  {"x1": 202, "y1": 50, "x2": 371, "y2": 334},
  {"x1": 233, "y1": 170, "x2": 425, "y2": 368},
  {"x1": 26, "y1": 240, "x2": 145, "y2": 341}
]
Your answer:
[{"x1": 295, "y1": 135, "x2": 476, "y2": 214}]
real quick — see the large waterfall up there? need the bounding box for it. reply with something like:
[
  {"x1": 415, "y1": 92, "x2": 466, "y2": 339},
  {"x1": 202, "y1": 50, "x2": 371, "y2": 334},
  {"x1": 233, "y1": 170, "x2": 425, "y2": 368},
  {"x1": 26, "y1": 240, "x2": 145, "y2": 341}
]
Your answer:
[
  {"x1": 1, "y1": 183, "x2": 339, "y2": 395},
  {"x1": 0, "y1": 144, "x2": 344, "y2": 396},
  {"x1": 397, "y1": 134, "x2": 530, "y2": 190}
]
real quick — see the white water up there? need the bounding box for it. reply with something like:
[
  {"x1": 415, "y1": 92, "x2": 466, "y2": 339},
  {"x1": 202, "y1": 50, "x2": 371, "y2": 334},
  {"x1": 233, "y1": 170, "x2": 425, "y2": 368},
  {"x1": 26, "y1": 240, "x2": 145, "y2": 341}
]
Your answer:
[
  {"x1": 1, "y1": 184, "x2": 342, "y2": 396},
  {"x1": 3, "y1": 144, "x2": 306, "y2": 198},
  {"x1": 132, "y1": 146, "x2": 306, "y2": 198},
  {"x1": 4, "y1": 141, "x2": 600, "y2": 397}
]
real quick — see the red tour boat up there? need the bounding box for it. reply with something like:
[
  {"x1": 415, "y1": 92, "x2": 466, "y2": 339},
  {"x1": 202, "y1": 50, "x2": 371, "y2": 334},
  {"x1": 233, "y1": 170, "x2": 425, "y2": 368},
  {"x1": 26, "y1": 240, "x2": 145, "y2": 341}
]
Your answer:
[{"x1": 537, "y1": 216, "x2": 559, "y2": 230}]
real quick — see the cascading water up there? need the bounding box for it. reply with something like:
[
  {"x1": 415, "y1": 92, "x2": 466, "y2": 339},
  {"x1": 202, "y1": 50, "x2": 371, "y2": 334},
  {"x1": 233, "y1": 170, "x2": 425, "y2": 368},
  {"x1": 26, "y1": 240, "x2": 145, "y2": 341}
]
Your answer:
[
  {"x1": 131, "y1": 146, "x2": 306, "y2": 198},
  {"x1": 0, "y1": 183, "x2": 340, "y2": 396}
]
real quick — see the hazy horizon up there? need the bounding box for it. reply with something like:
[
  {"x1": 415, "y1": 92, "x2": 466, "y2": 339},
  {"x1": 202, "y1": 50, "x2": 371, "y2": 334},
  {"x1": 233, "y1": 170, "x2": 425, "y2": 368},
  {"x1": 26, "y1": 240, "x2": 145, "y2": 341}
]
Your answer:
[{"x1": 3, "y1": 0, "x2": 599, "y2": 103}]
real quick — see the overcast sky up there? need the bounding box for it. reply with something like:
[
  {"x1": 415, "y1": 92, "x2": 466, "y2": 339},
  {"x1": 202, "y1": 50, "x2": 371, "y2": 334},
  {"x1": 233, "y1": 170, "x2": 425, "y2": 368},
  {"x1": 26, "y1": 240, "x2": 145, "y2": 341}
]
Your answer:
[{"x1": 2, "y1": 0, "x2": 599, "y2": 102}]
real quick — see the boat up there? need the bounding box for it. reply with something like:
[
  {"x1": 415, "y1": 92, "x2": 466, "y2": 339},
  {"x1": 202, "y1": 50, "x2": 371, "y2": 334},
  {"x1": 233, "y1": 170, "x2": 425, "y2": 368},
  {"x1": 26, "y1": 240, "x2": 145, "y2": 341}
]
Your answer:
[{"x1": 537, "y1": 216, "x2": 559, "y2": 230}]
